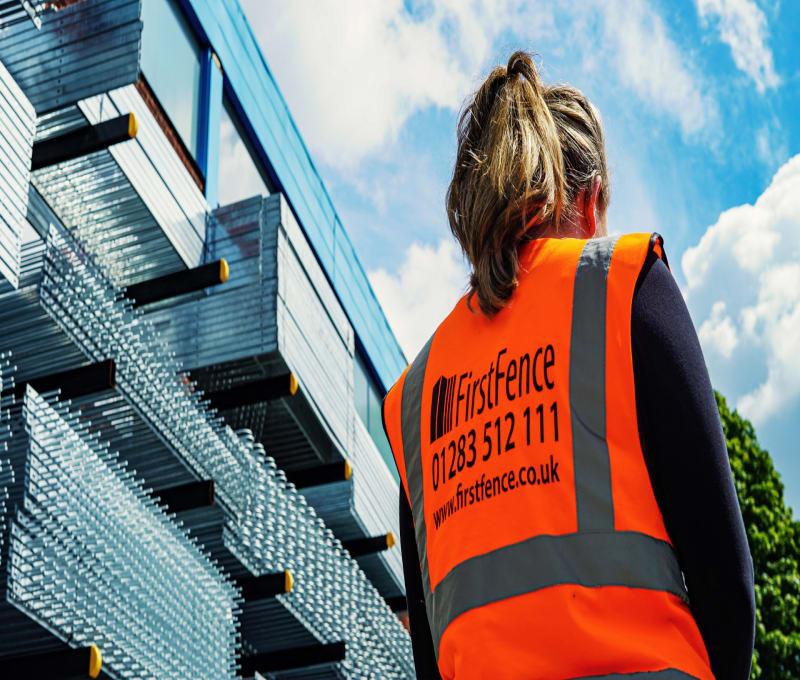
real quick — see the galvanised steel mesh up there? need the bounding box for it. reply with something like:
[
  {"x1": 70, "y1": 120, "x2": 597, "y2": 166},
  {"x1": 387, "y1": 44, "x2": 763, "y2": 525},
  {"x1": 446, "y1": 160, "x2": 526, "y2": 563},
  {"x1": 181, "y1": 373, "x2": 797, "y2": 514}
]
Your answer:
[
  {"x1": 0, "y1": 222, "x2": 251, "y2": 512},
  {"x1": 0, "y1": 0, "x2": 141, "y2": 113},
  {"x1": 0, "y1": 385, "x2": 240, "y2": 678},
  {"x1": 226, "y1": 442, "x2": 414, "y2": 679},
  {"x1": 32, "y1": 86, "x2": 209, "y2": 288},
  {"x1": 0, "y1": 0, "x2": 208, "y2": 285},
  {"x1": 0, "y1": 220, "x2": 414, "y2": 677},
  {"x1": 257, "y1": 665, "x2": 347, "y2": 680},
  {"x1": 146, "y1": 195, "x2": 405, "y2": 597},
  {"x1": 0, "y1": 58, "x2": 34, "y2": 288},
  {"x1": 300, "y1": 415, "x2": 404, "y2": 598},
  {"x1": 0, "y1": 457, "x2": 9, "y2": 573}
]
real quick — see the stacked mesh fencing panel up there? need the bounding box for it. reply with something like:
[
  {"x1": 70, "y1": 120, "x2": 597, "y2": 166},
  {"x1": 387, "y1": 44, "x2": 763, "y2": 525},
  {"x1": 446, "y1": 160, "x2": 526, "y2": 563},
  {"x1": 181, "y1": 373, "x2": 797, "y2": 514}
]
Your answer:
[
  {"x1": 145, "y1": 194, "x2": 405, "y2": 597},
  {"x1": 0, "y1": 457, "x2": 9, "y2": 577},
  {"x1": 0, "y1": 59, "x2": 34, "y2": 288},
  {"x1": 31, "y1": 85, "x2": 209, "y2": 286},
  {"x1": 0, "y1": 223, "x2": 249, "y2": 505},
  {"x1": 0, "y1": 0, "x2": 142, "y2": 114},
  {"x1": 152, "y1": 194, "x2": 357, "y2": 466},
  {"x1": 226, "y1": 442, "x2": 414, "y2": 679},
  {"x1": 0, "y1": 218, "x2": 414, "y2": 677},
  {"x1": 0, "y1": 0, "x2": 207, "y2": 283},
  {"x1": 0, "y1": 384, "x2": 240, "y2": 678}
]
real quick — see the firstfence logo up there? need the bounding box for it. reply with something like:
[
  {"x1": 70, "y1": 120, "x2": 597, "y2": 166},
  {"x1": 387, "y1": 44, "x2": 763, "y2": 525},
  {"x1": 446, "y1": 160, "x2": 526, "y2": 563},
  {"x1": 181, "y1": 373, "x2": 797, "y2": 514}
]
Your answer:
[{"x1": 430, "y1": 375, "x2": 456, "y2": 443}]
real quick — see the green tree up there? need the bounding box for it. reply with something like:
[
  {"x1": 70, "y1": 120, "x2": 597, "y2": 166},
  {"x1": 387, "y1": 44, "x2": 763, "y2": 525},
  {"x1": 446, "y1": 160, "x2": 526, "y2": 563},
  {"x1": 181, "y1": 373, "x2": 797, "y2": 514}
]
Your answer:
[{"x1": 716, "y1": 392, "x2": 800, "y2": 679}]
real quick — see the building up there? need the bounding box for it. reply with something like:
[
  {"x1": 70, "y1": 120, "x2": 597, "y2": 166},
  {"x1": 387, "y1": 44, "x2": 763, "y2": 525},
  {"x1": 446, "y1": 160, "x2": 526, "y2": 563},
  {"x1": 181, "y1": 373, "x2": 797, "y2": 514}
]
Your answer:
[{"x1": 0, "y1": 0, "x2": 414, "y2": 677}]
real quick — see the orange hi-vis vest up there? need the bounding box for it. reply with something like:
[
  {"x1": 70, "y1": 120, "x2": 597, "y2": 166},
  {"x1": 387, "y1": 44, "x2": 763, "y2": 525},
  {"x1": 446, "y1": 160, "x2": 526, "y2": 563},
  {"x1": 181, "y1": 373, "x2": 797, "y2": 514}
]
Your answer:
[{"x1": 383, "y1": 234, "x2": 715, "y2": 680}]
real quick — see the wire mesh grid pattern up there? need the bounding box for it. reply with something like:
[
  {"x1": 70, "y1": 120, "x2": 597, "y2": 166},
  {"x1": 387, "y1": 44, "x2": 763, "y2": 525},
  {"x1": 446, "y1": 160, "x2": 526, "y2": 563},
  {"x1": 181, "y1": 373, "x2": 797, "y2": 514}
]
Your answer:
[
  {"x1": 0, "y1": 215, "x2": 414, "y2": 677},
  {"x1": 0, "y1": 384, "x2": 240, "y2": 678},
  {"x1": 0, "y1": 0, "x2": 416, "y2": 669},
  {"x1": 146, "y1": 195, "x2": 405, "y2": 597},
  {"x1": 225, "y1": 438, "x2": 414, "y2": 679}
]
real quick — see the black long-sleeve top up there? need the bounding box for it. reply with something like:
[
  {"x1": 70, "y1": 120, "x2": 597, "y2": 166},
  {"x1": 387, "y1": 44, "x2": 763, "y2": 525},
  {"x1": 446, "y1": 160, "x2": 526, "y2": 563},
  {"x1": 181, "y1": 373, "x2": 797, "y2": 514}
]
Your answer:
[{"x1": 398, "y1": 251, "x2": 755, "y2": 680}]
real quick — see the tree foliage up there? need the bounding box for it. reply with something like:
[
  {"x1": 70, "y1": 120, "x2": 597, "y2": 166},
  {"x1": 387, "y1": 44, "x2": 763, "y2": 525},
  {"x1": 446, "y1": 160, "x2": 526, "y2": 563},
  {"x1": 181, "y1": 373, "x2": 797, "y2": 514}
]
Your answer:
[{"x1": 716, "y1": 392, "x2": 800, "y2": 679}]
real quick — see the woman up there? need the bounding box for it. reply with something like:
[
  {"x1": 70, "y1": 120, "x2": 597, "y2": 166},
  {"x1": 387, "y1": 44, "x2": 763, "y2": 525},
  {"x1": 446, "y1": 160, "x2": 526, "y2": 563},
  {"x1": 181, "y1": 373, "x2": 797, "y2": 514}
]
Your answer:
[{"x1": 382, "y1": 52, "x2": 754, "y2": 679}]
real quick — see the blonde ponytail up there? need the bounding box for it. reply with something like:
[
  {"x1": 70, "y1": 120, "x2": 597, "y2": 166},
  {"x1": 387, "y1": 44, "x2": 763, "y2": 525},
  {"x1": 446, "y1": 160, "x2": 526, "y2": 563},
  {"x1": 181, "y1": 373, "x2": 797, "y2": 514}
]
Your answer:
[{"x1": 446, "y1": 51, "x2": 565, "y2": 317}]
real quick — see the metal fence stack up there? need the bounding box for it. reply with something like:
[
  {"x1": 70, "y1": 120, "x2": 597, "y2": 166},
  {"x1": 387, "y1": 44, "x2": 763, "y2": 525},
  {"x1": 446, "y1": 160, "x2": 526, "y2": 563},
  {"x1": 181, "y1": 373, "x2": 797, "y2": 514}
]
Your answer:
[
  {"x1": 0, "y1": 59, "x2": 34, "y2": 289},
  {"x1": 303, "y1": 415, "x2": 406, "y2": 597},
  {"x1": 0, "y1": 456, "x2": 9, "y2": 577},
  {"x1": 147, "y1": 195, "x2": 355, "y2": 466},
  {"x1": 0, "y1": 384, "x2": 240, "y2": 677},
  {"x1": 31, "y1": 85, "x2": 209, "y2": 287},
  {"x1": 0, "y1": 0, "x2": 416, "y2": 672},
  {"x1": 0, "y1": 225, "x2": 247, "y2": 503},
  {"x1": 145, "y1": 194, "x2": 405, "y2": 598},
  {"x1": 226, "y1": 440, "x2": 414, "y2": 679},
  {"x1": 0, "y1": 214, "x2": 413, "y2": 677},
  {"x1": 0, "y1": 0, "x2": 208, "y2": 286},
  {"x1": 0, "y1": 0, "x2": 141, "y2": 113}
]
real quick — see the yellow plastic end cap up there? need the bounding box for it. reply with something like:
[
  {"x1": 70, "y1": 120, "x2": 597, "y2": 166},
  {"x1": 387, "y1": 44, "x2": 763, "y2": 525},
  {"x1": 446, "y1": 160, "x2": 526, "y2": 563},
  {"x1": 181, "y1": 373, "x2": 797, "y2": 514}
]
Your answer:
[
  {"x1": 127, "y1": 113, "x2": 138, "y2": 139},
  {"x1": 219, "y1": 258, "x2": 229, "y2": 284},
  {"x1": 89, "y1": 645, "x2": 102, "y2": 679},
  {"x1": 289, "y1": 373, "x2": 298, "y2": 396},
  {"x1": 343, "y1": 460, "x2": 353, "y2": 481},
  {"x1": 284, "y1": 569, "x2": 294, "y2": 593},
  {"x1": 386, "y1": 531, "x2": 396, "y2": 549}
]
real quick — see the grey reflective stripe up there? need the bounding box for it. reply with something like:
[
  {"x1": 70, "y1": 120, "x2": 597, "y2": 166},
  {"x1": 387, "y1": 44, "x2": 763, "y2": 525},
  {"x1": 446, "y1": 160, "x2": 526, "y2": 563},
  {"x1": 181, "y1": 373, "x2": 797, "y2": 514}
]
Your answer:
[
  {"x1": 575, "y1": 669, "x2": 700, "y2": 680},
  {"x1": 570, "y1": 236, "x2": 619, "y2": 533},
  {"x1": 430, "y1": 530, "x2": 688, "y2": 644},
  {"x1": 400, "y1": 333, "x2": 435, "y2": 629}
]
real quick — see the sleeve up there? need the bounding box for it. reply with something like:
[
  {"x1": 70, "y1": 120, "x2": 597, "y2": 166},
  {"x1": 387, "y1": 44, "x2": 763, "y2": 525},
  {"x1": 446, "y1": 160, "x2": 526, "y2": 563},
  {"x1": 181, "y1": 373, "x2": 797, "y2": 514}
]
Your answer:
[
  {"x1": 631, "y1": 251, "x2": 756, "y2": 680},
  {"x1": 399, "y1": 489, "x2": 443, "y2": 680}
]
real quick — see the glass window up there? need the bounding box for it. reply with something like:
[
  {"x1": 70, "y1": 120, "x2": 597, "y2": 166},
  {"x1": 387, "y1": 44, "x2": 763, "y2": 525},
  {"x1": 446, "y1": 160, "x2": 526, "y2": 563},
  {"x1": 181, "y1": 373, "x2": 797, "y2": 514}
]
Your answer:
[
  {"x1": 368, "y1": 383, "x2": 394, "y2": 477},
  {"x1": 217, "y1": 95, "x2": 270, "y2": 206},
  {"x1": 355, "y1": 351, "x2": 398, "y2": 483},
  {"x1": 140, "y1": 0, "x2": 202, "y2": 157},
  {"x1": 354, "y1": 352, "x2": 369, "y2": 425}
]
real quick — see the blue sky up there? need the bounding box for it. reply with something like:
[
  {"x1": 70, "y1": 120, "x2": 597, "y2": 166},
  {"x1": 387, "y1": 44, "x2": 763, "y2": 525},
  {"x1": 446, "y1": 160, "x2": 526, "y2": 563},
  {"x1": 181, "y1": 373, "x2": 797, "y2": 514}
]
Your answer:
[{"x1": 241, "y1": 0, "x2": 800, "y2": 513}]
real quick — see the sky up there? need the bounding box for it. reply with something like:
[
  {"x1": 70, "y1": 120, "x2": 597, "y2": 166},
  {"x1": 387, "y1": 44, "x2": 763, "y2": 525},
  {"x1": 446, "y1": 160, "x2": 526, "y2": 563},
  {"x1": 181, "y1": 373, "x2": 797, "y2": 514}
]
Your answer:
[{"x1": 240, "y1": 0, "x2": 800, "y2": 513}]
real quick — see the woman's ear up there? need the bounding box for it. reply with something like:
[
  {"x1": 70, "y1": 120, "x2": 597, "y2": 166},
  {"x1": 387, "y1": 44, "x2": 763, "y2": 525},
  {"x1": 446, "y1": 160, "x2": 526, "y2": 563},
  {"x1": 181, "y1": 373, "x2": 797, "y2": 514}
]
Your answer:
[{"x1": 584, "y1": 175, "x2": 603, "y2": 238}]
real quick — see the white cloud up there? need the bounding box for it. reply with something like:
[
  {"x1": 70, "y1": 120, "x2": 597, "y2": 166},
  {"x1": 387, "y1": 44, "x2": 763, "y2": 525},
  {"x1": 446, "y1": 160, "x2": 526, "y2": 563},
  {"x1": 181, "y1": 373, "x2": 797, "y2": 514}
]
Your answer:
[
  {"x1": 755, "y1": 122, "x2": 789, "y2": 170},
  {"x1": 698, "y1": 301, "x2": 738, "y2": 358},
  {"x1": 369, "y1": 239, "x2": 468, "y2": 359},
  {"x1": 737, "y1": 262, "x2": 800, "y2": 420},
  {"x1": 329, "y1": 147, "x2": 453, "y2": 273},
  {"x1": 696, "y1": 0, "x2": 780, "y2": 92},
  {"x1": 239, "y1": 0, "x2": 530, "y2": 169},
  {"x1": 682, "y1": 154, "x2": 800, "y2": 425},
  {"x1": 240, "y1": 0, "x2": 714, "y2": 170},
  {"x1": 597, "y1": 0, "x2": 716, "y2": 137}
]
